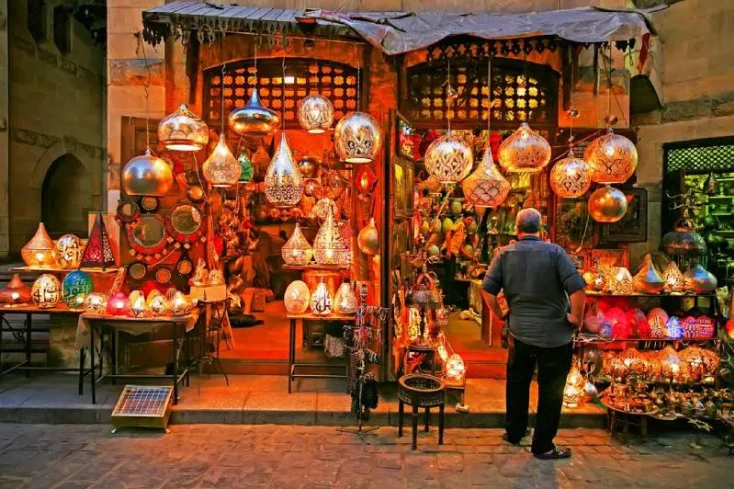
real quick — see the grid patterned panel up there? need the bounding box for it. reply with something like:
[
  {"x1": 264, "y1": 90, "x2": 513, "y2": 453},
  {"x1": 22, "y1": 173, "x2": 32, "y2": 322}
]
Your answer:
[
  {"x1": 666, "y1": 141, "x2": 734, "y2": 173},
  {"x1": 203, "y1": 58, "x2": 359, "y2": 128},
  {"x1": 112, "y1": 385, "x2": 172, "y2": 418}
]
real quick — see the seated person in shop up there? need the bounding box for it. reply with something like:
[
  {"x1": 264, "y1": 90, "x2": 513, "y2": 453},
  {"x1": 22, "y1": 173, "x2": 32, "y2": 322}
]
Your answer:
[{"x1": 482, "y1": 208, "x2": 586, "y2": 460}]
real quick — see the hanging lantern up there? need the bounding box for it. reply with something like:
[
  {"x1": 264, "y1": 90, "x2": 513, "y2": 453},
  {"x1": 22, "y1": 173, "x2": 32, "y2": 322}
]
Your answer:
[
  {"x1": 122, "y1": 149, "x2": 174, "y2": 196},
  {"x1": 312, "y1": 197, "x2": 339, "y2": 221},
  {"x1": 357, "y1": 217, "x2": 379, "y2": 256},
  {"x1": 608, "y1": 267, "x2": 633, "y2": 295},
  {"x1": 663, "y1": 261, "x2": 686, "y2": 293},
  {"x1": 550, "y1": 152, "x2": 591, "y2": 198},
  {"x1": 424, "y1": 133, "x2": 473, "y2": 184},
  {"x1": 171, "y1": 291, "x2": 194, "y2": 316},
  {"x1": 228, "y1": 89, "x2": 280, "y2": 137},
  {"x1": 333, "y1": 282, "x2": 357, "y2": 315},
  {"x1": 31, "y1": 274, "x2": 60, "y2": 309},
  {"x1": 264, "y1": 133, "x2": 304, "y2": 207},
  {"x1": 588, "y1": 185, "x2": 628, "y2": 223},
  {"x1": 54, "y1": 234, "x2": 83, "y2": 269},
  {"x1": 461, "y1": 148, "x2": 510, "y2": 207},
  {"x1": 297, "y1": 94, "x2": 334, "y2": 134},
  {"x1": 313, "y1": 207, "x2": 349, "y2": 265},
  {"x1": 684, "y1": 263, "x2": 718, "y2": 294},
  {"x1": 21, "y1": 223, "x2": 57, "y2": 268},
  {"x1": 130, "y1": 294, "x2": 149, "y2": 318},
  {"x1": 661, "y1": 219, "x2": 707, "y2": 256},
  {"x1": 296, "y1": 154, "x2": 321, "y2": 179},
  {"x1": 203, "y1": 132, "x2": 240, "y2": 188},
  {"x1": 632, "y1": 254, "x2": 665, "y2": 294},
  {"x1": 584, "y1": 128, "x2": 638, "y2": 184},
  {"x1": 83, "y1": 292, "x2": 108, "y2": 315},
  {"x1": 445, "y1": 354, "x2": 466, "y2": 380},
  {"x1": 281, "y1": 223, "x2": 313, "y2": 266},
  {"x1": 106, "y1": 291, "x2": 131, "y2": 316},
  {"x1": 284, "y1": 280, "x2": 311, "y2": 314},
  {"x1": 147, "y1": 292, "x2": 170, "y2": 316},
  {"x1": 354, "y1": 165, "x2": 377, "y2": 196},
  {"x1": 61, "y1": 270, "x2": 93, "y2": 309},
  {"x1": 158, "y1": 104, "x2": 209, "y2": 151},
  {"x1": 238, "y1": 151, "x2": 254, "y2": 183},
  {"x1": 497, "y1": 123, "x2": 551, "y2": 173},
  {"x1": 0, "y1": 274, "x2": 33, "y2": 306},
  {"x1": 310, "y1": 279, "x2": 333, "y2": 316},
  {"x1": 334, "y1": 112, "x2": 383, "y2": 163}
]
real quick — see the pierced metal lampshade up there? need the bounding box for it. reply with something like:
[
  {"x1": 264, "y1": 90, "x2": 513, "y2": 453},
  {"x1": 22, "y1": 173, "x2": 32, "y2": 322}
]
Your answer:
[
  {"x1": 297, "y1": 94, "x2": 334, "y2": 134},
  {"x1": 313, "y1": 207, "x2": 349, "y2": 265},
  {"x1": 461, "y1": 147, "x2": 510, "y2": 207},
  {"x1": 264, "y1": 133, "x2": 304, "y2": 207},
  {"x1": 550, "y1": 151, "x2": 591, "y2": 199},
  {"x1": 158, "y1": 104, "x2": 209, "y2": 151},
  {"x1": 281, "y1": 223, "x2": 313, "y2": 266},
  {"x1": 228, "y1": 89, "x2": 280, "y2": 137},
  {"x1": 334, "y1": 112, "x2": 383, "y2": 163},
  {"x1": 21, "y1": 222, "x2": 57, "y2": 268},
  {"x1": 203, "y1": 132, "x2": 240, "y2": 188},
  {"x1": 661, "y1": 219, "x2": 707, "y2": 256},
  {"x1": 498, "y1": 123, "x2": 551, "y2": 173},
  {"x1": 122, "y1": 149, "x2": 174, "y2": 196},
  {"x1": 424, "y1": 133, "x2": 473, "y2": 184},
  {"x1": 584, "y1": 128, "x2": 638, "y2": 184},
  {"x1": 587, "y1": 185, "x2": 628, "y2": 223}
]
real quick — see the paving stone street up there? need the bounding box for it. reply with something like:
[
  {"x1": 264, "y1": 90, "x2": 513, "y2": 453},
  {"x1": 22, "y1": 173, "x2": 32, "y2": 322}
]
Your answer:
[{"x1": 0, "y1": 424, "x2": 732, "y2": 489}]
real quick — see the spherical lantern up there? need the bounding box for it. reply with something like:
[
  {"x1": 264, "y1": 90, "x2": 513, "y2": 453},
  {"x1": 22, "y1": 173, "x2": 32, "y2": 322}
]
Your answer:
[
  {"x1": 588, "y1": 185, "x2": 628, "y2": 223},
  {"x1": 83, "y1": 292, "x2": 108, "y2": 315},
  {"x1": 310, "y1": 279, "x2": 333, "y2": 316},
  {"x1": 550, "y1": 152, "x2": 591, "y2": 198},
  {"x1": 106, "y1": 291, "x2": 131, "y2": 316},
  {"x1": 357, "y1": 218, "x2": 379, "y2": 256},
  {"x1": 334, "y1": 112, "x2": 383, "y2": 163},
  {"x1": 632, "y1": 254, "x2": 665, "y2": 294},
  {"x1": 264, "y1": 133, "x2": 304, "y2": 207},
  {"x1": 497, "y1": 123, "x2": 551, "y2": 173},
  {"x1": 296, "y1": 154, "x2": 321, "y2": 179},
  {"x1": 281, "y1": 223, "x2": 313, "y2": 266},
  {"x1": 333, "y1": 282, "x2": 358, "y2": 315},
  {"x1": 228, "y1": 89, "x2": 280, "y2": 137},
  {"x1": 313, "y1": 207, "x2": 349, "y2": 265},
  {"x1": 21, "y1": 223, "x2": 57, "y2": 268},
  {"x1": 661, "y1": 219, "x2": 707, "y2": 256},
  {"x1": 61, "y1": 270, "x2": 93, "y2": 309},
  {"x1": 0, "y1": 274, "x2": 33, "y2": 306},
  {"x1": 445, "y1": 354, "x2": 466, "y2": 380},
  {"x1": 284, "y1": 280, "x2": 311, "y2": 314},
  {"x1": 297, "y1": 94, "x2": 334, "y2": 134},
  {"x1": 424, "y1": 133, "x2": 473, "y2": 184},
  {"x1": 31, "y1": 274, "x2": 60, "y2": 309},
  {"x1": 122, "y1": 149, "x2": 173, "y2": 197},
  {"x1": 461, "y1": 148, "x2": 510, "y2": 207},
  {"x1": 684, "y1": 263, "x2": 718, "y2": 293},
  {"x1": 203, "y1": 132, "x2": 240, "y2": 188},
  {"x1": 158, "y1": 104, "x2": 209, "y2": 151},
  {"x1": 584, "y1": 128, "x2": 638, "y2": 184},
  {"x1": 55, "y1": 234, "x2": 83, "y2": 269}
]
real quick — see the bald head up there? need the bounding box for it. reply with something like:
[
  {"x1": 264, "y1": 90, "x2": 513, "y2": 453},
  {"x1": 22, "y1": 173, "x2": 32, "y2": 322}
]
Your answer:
[{"x1": 516, "y1": 208, "x2": 542, "y2": 236}]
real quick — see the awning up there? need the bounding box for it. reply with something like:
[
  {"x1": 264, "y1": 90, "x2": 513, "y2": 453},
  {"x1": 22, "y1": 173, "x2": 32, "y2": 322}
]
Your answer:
[{"x1": 142, "y1": 2, "x2": 661, "y2": 56}]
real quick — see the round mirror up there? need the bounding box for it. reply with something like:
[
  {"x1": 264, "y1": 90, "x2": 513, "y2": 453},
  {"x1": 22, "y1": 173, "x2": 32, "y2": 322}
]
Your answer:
[
  {"x1": 132, "y1": 215, "x2": 166, "y2": 249},
  {"x1": 171, "y1": 205, "x2": 202, "y2": 235},
  {"x1": 117, "y1": 200, "x2": 140, "y2": 223}
]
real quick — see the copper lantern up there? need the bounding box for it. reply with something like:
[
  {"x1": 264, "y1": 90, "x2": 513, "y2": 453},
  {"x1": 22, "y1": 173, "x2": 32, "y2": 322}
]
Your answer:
[
  {"x1": 281, "y1": 223, "x2": 313, "y2": 266},
  {"x1": 498, "y1": 123, "x2": 551, "y2": 173},
  {"x1": 297, "y1": 94, "x2": 334, "y2": 134},
  {"x1": 424, "y1": 133, "x2": 473, "y2": 184},
  {"x1": 264, "y1": 133, "x2": 304, "y2": 207},
  {"x1": 158, "y1": 104, "x2": 209, "y2": 151},
  {"x1": 228, "y1": 89, "x2": 280, "y2": 137},
  {"x1": 587, "y1": 185, "x2": 628, "y2": 223},
  {"x1": 122, "y1": 149, "x2": 174, "y2": 196},
  {"x1": 203, "y1": 132, "x2": 240, "y2": 188},
  {"x1": 334, "y1": 112, "x2": 383, "y2": 164},
  {"x1": 661, "y1": 219, "x2": 707, "y2": 256},
  {"x1": 550, "y1": 152, "x2": 591, "y2": 199},
  {"x1": 0, "y1": 274, "x2": 33, "y2": 306},
  {"x1": 461, "y1": 148, "x2": 510, "y2": 207},
  {"x1": 21, "y1": 223, "x2": 57, "y2": 268},
  {"x1": 584, "y1": 128, "x2": 638, "y2": 184}
]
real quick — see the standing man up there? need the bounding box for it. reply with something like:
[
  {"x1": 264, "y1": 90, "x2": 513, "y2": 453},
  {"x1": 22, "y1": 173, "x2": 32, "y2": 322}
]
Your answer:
[{"x1": 482, "y1": 208, "x2": 585, "y2": 459}]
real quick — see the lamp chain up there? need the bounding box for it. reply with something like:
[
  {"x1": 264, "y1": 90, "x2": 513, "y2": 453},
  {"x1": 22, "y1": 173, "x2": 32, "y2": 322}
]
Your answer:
[
  {"x1": 282, "y1": 56, "x2": 287, "y2": 131},
  {"x1": 137, "y1": 33, "x2": 152, "y2": 150},
  {"x1": 220, "y1": 31, "x2": 227, "y2": 133},
  {"x1": 446, "y1": 57, "x2": 451, "y2": 134}
]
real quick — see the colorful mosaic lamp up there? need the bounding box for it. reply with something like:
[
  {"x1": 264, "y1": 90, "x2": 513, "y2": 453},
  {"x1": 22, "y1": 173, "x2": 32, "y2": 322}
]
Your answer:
[
  {"x1": 61, "y1": 270, "x2": 93, "y2": 309},
  {"x1": 158, "y1": 104, "x2": 209, "y2": 152},
  {"x1": 264, "y1": 133, "x2": 304, "y2": 207}
]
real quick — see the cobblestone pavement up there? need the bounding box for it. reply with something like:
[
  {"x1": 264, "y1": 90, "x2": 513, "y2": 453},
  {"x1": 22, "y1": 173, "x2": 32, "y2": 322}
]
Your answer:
[{"x1": 0, "y1": 424, "x2": 732, "y2": 489}]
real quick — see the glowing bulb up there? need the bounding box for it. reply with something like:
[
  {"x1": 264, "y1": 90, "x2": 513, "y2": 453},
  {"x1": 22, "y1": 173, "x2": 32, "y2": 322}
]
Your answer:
[
  {"x1": 284, "y1": 76, "x2": 295, "y2": 84},
  {"x1": 671, "y1": 363, "x2": 680, "y2": 374},
  {"x1": 35, "y1": 252, "x2": 44, "y2": 262},
  {"x1": 10, "y1": 292, "x2": 19, "y2": 301}
]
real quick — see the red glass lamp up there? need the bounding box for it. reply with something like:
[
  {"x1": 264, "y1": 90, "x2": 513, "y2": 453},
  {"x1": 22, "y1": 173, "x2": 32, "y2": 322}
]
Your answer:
[{"x1": 106, "y1": 291, "x2": 131, "y2": 316}]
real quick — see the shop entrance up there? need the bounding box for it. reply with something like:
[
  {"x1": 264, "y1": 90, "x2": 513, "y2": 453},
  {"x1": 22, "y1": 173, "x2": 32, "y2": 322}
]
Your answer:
[{"x1": 41, "y1": 153, "x2": 92, "y2": 237}]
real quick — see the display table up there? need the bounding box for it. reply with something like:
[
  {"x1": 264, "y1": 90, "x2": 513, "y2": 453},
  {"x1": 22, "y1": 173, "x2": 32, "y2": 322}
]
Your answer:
[
  {"x1": 77, "y1": 311, "x2": 199, "y2": 404},
  {"x1": 287, "y1": 312, "x2": 355, "y2": 393}
]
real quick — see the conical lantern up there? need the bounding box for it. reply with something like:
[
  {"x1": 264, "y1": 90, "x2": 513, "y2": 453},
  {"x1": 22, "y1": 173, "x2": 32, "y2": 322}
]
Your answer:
[
  {"x1": 130, "y1": 294, "x2": 149, "y2": 318},
  {"x1": 584, "y1": 128, "x2": 638, "y2": 184},
  {"x1": 334, "y1": 112, "x2": 383, "y2": 163},
  {"x1": 297, "y1": 94, "x2": 334, "y2": 134},
  {"x1": 281, "y1": 223, "x2": 313, "y2": 266},
  {"x1": 333, "y1": 282, "x2": 357, "y2": 315},
  {"x1": 608, "y1": 267, "x2": 633, "y2": 295},
  {"x1": 0, "y1": 274, "x2": 33, "y2": 305},
  {"x1": 461, "y1": 147, "x2": 510, "y2": 207},
  {"x1": 158, "y1": 104, "x2": 209, "y2": 151},
  {"x1": 663, "y1": 261, "x2": 686, "y2": 293},
  {"x1": 313, "y1": 207, "x2": 349, "y2": 265},
  {"x1": 203, "y1": 132, "x2": 240, "y2": 188},
  {"x1": 632, "y1": 254, "x2": 665, "y2": 294},
  {"x1": 357, "y1": 217, "x2": 379, "y2": 256},
  {"x1": 498, "y1": 123, "x2": 551, "y2": 173},
  {"x1": 310, "y1": 279, "x2": 333, "y2": 316},
  {"x1": 588, "y1": 185, "x2": 628, "y2": 223},
  {"x1": 424, "y1": 133, "x2": 473, "y2": 184},
  {"x1": 228, "y1": 89, "x2": 280, "y2": 137},
  {"x1": 122, "y1": 148, "x2": 174, "y2": 196},
  {"x1": 550, "y1": 151, "x2": 591, "y2": 199},
  {"x1": 662, "y1": 219, "x2": 707, "y2": 256},
  {"x1": 684, "y1": 264, "x2": 718, "y2": 294},
  {"x1": 147, "y1": 292, "x2": 170, "y2": 316},
  {"x1": 264, "y1": 133, "x2": 304, "y2": 207},
  {"x1": 21, "y1": 223, "x2": 57, "y2": 268}
]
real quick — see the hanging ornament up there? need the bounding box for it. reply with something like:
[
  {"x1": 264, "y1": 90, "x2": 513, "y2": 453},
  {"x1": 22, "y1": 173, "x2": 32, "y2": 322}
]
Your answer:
[
  {"x1": 55, "y1": 234, "x2": 83, "y2": 269},
  {"x1": 228, "y1": 89, "x2": 280, "y2": 137},
  {"x1": 297, "y1": 94, "x2": 334, "y2": 134},
  {"x1": 550, "y1": 151, "x2": 591, "y2": 198},
  {"x1": 462, "y1": 148, "x2": 510, "y2": 207},
  {"x1": 661, "y1": 219, "x2": 707, "y2": 256},
  {"x1": 313, "y1": 207, "x2": 349, "y2": 265},
  {"x1": 334, "y1": 112, "x2": 383, "y2": 163},
  {"x1": 333, "y1": 282, "x2": 357, "y2": 315},
  {"x1": 588, "y1": 185, "x2": 628, "y2": 223},
  {"x1": 357, "y1": 217, "x2": 380, "y2": 256},
  {"x1": 584, "y1": 128, "x2": 638, "y2": 184},
  {"x1": 0, "y1": 274, "x2": 32, "y2": 306},
  {"x1": 424, "y1": 133, "x2": 473, "y2": 184},
  {"x1": 284, "y1": 280, "x2": 311, "y2": 314},
  {"x1": 122, "y1": 148, "x2": 174, "y2": 196},
  {"x1": 264, "y1": 133, "x2": 304, "y2": 207},
  {"x1": 498, "y1": 123, "x2": 551, "y2": 173},
  {"x1": 203, "y1": 132, "x2": 240, "y2": 188},
  {"x1": 663, "y1": 261, "x2": 686, "y2": 293},
  {"x1": 238, "y1": 151, "x2": 254, "y2": 183},
  {"x1": 61, "y1": 270, "x2": 93, "y2": 309},
  {"x1": 281, "y1": 223, "x2": 314, "y2": 266},
  {"x1": 158, "y1": 104, "x2": 209, "y2": 151},
  {"x1": 632, "y1": 254, "x2": 665, "y2": 294},
  {"x1": 21, "y1": 222, "x2": 57, "y2": 268},
  {"x1": 310, "y1": 279, "x2": 333, "y2": 316},
  {"x1": 354, "y1": 165, "x2": 377, "y2": 196},
  {"x1": 684, "y1": 263, "x2": 718, "y2": 294}
]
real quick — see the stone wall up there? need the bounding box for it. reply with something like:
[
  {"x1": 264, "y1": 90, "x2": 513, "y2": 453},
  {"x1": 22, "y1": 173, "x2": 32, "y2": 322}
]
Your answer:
[{"x1": 0, "y1": 0, "x2": 8, "y2": 257}]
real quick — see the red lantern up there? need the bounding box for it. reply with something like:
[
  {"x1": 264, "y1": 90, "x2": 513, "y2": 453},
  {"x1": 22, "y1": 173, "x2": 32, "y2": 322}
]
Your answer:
[
  {"x1": 682, "y1": 315, "x2": 716, "y2": 339},
  {"x1": 106, "y1": 291, "x2": 131, "y2": 316},
  {"x1": 490, "y1": 130, "x2": 503, "y2": 161},
  {"x1": 354, "y1": 165, "x2": 377, "y2": 195},
  {"x1": 625, "y1": 308, "x2": 647, "y2": 338},
  {"x1": 606, "y1": 307, "x2": 630, "y2": 339}
]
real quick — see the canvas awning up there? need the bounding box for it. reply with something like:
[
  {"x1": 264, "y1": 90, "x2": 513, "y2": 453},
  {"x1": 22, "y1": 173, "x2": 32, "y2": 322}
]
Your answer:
[{"x1": 142, "y1": 2, "x2": 661, "y2": 56}]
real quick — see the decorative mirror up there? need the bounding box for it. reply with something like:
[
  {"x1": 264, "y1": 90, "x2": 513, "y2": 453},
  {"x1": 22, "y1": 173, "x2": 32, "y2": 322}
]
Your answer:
[
  {"x1": 177, "y1": 258, "x2": 193, "y2": 275},
  {"x1": 140, "y1": 196, "x2": 159, "y2": 212},
  {"x1": 167, "y1": 205, "x2": 206, "y2": 243},
  {"x1": 155, "y1": 267, "x2": 172, "y2": 284},
  {"x1": 127, "y1": 214, "x2": 169, "y2": 256},
  {"x1": 129, "y1": 262, "x2": 147, "y2": 280},
  {"x1": 116, "y1": 199, "x2": 140, "y2": 224}
]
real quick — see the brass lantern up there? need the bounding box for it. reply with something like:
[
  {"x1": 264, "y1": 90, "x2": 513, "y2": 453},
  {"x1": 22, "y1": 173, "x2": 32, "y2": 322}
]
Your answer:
[
  {"x1": 122, "y1": 149, "x2": 174, "y2": 196},
  {"x1": 158, "y1": 104, "x2": 209, "y2": 151},
  {"x1": 313, "y1": 207, "x2": 349, "y2": 265},
  {"x1": 550, "y1": 151, "x2": 591, "y2": 199},
  {"x1": 424, "y1": 133, "x2": 473, "y2": 184},
  {"x1": 584, "y1": 128, "x2": 638, "y2": 184},
  {"x1": 587, "y1": 185, "x2": 628, "y2": 223},
  {"x1": 357, "y1": 217, "x2": 379, "y2": 256},
  {"x1": 21, "y1": 223, "x2": 57, "y2": 268},
  {"x1": 498, "y1": 123, "x2": 551, "y2": 173},
  {"x1": 462, "y1": 148, "x2": 510, "y2": 207},
  {"x1": 264, "y1": 133, "x2": 304, "y2": 207},
  {"x1": 203, "y1": 132, "x2": 240, "y2": 188},
  {"x1": 297, "y1": 94, "x2": 334, "y2": 134},
  {"x1": 661, "y1": 219, "x2": 707, "y2": 256},
  {"x1": 632, "y1": 254, "x2": 665, "y2": 294},
  {"x1": 228, "y1": 89, "x2": 280, "y2": 137},
  {"x1": 334, "y1": 112, "x2": 383, "y2": 163},
  {"x1": 281, "y1": 222, "x2": 313, "y2": 266}
]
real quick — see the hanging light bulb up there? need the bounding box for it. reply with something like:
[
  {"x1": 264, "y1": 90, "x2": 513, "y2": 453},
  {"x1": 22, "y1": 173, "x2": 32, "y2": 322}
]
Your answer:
[
  {"x1": 158, "y1": 104, "x2": 209, "y2": 151},
  {"x1": 297, "y1": 94, "x2": 334, "y2": 134},
  {"x1": 203, "y1": 132, "x2": 240, "y2": 188},
  {"x1": 122, "y1": 148, "x2": 174, "y2": 196},
  {"x1": 584, "y1": 127, "x2": 638, "y2": 184},
  {"x1": 462, "y1": 147, "x2": 510, "y2": 207},
  {"x1": 264, "y1": 132, "x2": 304, "y2": 207},
  {"x1": 550, "y1": 151, "x2": 591, "y2": 199},
  {"x1": 334, "y1": 112, "x2": 383, "y2": 163},
  {"x1": 228, "y1": 89, "x2": 280, "y2": 137},
  {"x1": 498, "y1": 122, "x2": 551, "y2": 173}
]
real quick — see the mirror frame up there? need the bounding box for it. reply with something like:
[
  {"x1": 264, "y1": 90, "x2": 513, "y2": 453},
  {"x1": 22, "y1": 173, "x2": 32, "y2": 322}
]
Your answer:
[
  {"x1": 127, "y1": 213, "x2": 169, "y2": 256},
  {"x1": 166, "y1": 205, "x2": 206, "y2": 244},
  {"x1": 116, "y1": 198, "x2": 141, "y2": 224}
]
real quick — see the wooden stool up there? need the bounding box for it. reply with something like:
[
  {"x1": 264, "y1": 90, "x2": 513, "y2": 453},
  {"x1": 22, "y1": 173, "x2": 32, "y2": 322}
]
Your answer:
[{"x1": 398, "y1": 374, "x2": 446, "y2": 450}]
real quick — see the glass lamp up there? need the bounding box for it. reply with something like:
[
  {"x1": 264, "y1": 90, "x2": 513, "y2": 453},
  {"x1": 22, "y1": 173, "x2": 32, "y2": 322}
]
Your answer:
[
  {"x1": 584, "y1": 128, "x2": 638, "y2": 184},
  {"x1": 284, "y1": 280, "x2": 311, "y2": 314},
  {"x1": 313, "y1": 207, "x2": 349, "y2": 265},
  {"x1": 461, "y1": 147, "x2": 510, "y2": 207},
  {"x1": 310, "y1": 279, "x2": 333, "y2": 316},
  {"x1": 445, "y1": 353, "x2": 466, "y2": 380},
  {"x1": 21, "y1": 223, "x2": 57, "y2": 268},
  {"x1": 334, "y1": 112, "x2": 383, "y2": 163},
  {"x1": 107, "y1": 291, "x2": 131, "y2": 316},
  {"x1": 498, "y1": 123, "x2": 551, "y2": 173},
  {"x1": 281, "y1": 223, "x2": 313, "y2": 266},
  {"x1": 158, "y1": 104, "x2": 209, "y2": 151},
  {"x1": 264, "y1": 133, "x2": 304, "y2": 207},
  {"x1": 61, "y1": 270, "x2": 93, "y2": 309},
  {"x1": 55, "y1": 234, "x2": 83, "y2": 269},
  {"x1": 333, "y1": 282, "x2": 357, "y2": 315},
  {"x1": 424, "y1": 133, "x2": 473, "y2": 184},
  {"x1": 550, "y1": 152, "x2": 591, "y2": 199},
  {"x1": 31, "y1": 274, "x2": 61, "y2": 309},
  {"x1": 83, "y1": 292, "x2": 108, "y2": 315},
  {"x1": 122, "y1": 149, "x2": 174, "y2": 196},
  {"x1": 203, "y1": 132, "x2": 240, "y2": 188},
  {"x1": 297, "y1": 94, "x2": 334, "y2": 134}
]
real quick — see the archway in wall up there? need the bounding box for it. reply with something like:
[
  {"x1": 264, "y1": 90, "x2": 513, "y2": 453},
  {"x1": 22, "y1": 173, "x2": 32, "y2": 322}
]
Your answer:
[{"x1": 41, "y1": 153, "x2": 92, "y2": 237}]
